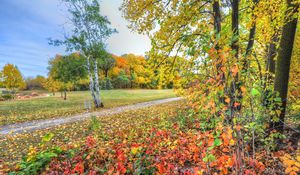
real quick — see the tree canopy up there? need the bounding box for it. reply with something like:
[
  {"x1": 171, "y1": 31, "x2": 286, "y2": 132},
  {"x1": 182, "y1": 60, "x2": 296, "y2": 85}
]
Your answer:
[{"x1": 1, "y1": 64, "x2": 25, "y2": 91}]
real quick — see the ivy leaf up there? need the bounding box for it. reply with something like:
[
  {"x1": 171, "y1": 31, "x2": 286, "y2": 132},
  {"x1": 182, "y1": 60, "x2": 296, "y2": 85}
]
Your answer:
[
  {"x1": 203, "y1": 154, "x2": 216, "y2": 162},
  {"x1": 42, "y1": 133, "x2": 54, "y2": 143},
  {"x1": 213, "y1": 138, "x2": 222, "y2": 147},
  {"x1": 251, "y1": 88, "x2": 260, "y2": 96}
]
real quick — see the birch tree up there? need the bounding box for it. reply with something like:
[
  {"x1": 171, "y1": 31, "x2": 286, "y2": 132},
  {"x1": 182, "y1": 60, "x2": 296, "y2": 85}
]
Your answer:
[{"x1": 50, "y1": 0, "x2": 116, "y2": 107}]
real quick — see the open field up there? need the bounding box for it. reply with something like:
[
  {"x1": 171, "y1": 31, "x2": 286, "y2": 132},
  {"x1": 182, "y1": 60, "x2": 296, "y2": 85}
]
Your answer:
[{"x1": 0, "y1": 89, "x2": 176, "y2": 126}]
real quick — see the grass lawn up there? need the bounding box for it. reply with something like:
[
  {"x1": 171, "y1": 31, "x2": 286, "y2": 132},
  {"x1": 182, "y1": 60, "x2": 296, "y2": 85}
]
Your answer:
[{"x1": 0, "y1": 89, "x2": 176, "y2": 126}]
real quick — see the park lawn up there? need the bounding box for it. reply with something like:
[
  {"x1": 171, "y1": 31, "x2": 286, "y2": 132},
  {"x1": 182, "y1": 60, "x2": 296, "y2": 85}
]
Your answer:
[{"x1": 0, "y1": 89, "x2": 176, "y2": 126}]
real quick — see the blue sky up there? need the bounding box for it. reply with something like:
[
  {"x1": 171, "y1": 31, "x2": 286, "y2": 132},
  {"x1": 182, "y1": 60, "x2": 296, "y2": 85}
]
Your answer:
[{"x1": 0, "y1": 0, "x2": 150, "y2": 77}]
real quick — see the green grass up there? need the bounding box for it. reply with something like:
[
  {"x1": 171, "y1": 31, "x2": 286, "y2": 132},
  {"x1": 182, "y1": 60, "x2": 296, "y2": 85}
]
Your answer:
[{"x1": 0, "y1": 89, "x2": 176, "y2": 126}]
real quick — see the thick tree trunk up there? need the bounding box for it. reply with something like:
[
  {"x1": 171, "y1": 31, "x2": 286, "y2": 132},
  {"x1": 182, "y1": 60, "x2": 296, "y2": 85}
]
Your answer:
[
  {"x1": 271, "y1": 0, "x2": 298, "y2": 132},
  {"x1": 93, "y1": 59, "x2": 103, "y2": 107}
]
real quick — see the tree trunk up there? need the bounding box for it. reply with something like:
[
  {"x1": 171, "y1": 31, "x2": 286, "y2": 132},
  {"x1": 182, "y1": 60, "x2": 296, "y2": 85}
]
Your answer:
[
  {"x1": 267, "y1": 43, "x2": 277, "y2": 75},
  {"x1": 212, "y1": 0, "x2": 225, "y2": 103},
  {"x1": 105, "y1": 70, "x2": 109, "y2": 78},
  {"x1": 64, "y1": 90, "x2": 67, "y2": 100},
  {"x1": 230, "y1": 0, "x2": 241, "y2": 112},
  {"x1": 93, "y1": 59, "x2": 103, "y2": 107},
  {"x1": 266, "y1": 35, "x2": 279, "y2": 84},
  {"x1": 213, "y1": 0, "x2": 221, "y2": 49},
  {"x1": 231, "y1": 0, "x2": 239, "y2": 60},
  {"x1": 86, "y1": 56, "x2": 98, "y2": 108},
  {"x1": 243, "y1": 0, "x2": 258, "y2": 70},
  {"x1": 263, "y1": 35, "x2": 279, "y2": 114},
  {"x1": 271, "y1": 0, "x2": 298, "y2": 132}
]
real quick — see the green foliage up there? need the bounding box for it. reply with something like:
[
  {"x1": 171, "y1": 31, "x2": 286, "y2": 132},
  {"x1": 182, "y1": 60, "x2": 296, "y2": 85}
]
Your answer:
[
  {"x1": 100, "y1": 77, "x2": 113, "y2": 90},
  {"x1": 98, "y1": 52, "x2": 115, "y2": 76},
  {"x1": 49, "y1": 0, "x2": 116, "y2": 55},
  {"x1": 88, "y1": 116, "x2": 101, "y2": 132},
  {"x1": 1, "y1": 94, "x2": 14, "y2": 100},
  {"x1": 113, "y1": 70, "x2": 130, "y2": 88},
  {"x1": 13, "y1": 134, "x2": 62, "y2": 175},
  {"x1": 48, "y1": 53, "x2": 87, "y2": 84}
]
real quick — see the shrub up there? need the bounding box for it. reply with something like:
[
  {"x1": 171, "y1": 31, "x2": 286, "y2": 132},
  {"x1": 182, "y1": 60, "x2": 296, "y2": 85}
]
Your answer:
[
  {"x1": 1, "y1": 94, "x2": 14, "y2": 100},
  {"x1": 100, "y1": 77, "x2": 113, "y2": 90},
  {"x1": 112, "y1": 71, "x2": 130, "y2": 88}
]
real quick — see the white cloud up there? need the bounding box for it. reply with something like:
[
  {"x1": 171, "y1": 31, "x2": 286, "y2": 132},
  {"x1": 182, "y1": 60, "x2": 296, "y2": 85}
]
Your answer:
[
  {"x1": 101, "y1": 0, "x2": 151, "y2": 56},
  {"x1": 0, "y1": 0, "x2": 151, "y2": 77}
]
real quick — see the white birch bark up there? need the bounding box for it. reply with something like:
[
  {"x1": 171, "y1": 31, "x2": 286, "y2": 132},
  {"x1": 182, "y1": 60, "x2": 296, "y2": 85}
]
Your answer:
[
  {"x1": 86, "y1": 56, "x2": 98, "y2": 107},
  {"x1": 93, "y1": 58, "x2": 103, "y2": 107}
]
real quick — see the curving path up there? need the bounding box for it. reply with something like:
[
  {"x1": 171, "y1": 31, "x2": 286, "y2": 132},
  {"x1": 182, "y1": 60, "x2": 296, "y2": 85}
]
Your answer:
[{"x1": 0, "y1": 97, "x2": 183, "y2": 135}]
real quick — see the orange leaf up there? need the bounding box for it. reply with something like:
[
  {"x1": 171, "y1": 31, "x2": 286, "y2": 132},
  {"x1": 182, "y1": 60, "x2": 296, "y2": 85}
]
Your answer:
[
  {"x1": 231, "y1": 64, "x2": 239, "y2": 77},
  {"x1": 225, "y1": 97, "x2": 230, "y2": 104}
]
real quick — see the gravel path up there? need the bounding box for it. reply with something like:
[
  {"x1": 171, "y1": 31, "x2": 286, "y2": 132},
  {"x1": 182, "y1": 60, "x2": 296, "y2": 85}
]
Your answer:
[{"x1": 0, "y1": 97, "x2": 182, "y2": 135}]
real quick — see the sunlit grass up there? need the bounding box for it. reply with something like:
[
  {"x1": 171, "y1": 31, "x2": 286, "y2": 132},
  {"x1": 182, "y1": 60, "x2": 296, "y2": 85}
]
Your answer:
[{"x1": 0, "y1": 89, "x2": 176, "y2": 126}]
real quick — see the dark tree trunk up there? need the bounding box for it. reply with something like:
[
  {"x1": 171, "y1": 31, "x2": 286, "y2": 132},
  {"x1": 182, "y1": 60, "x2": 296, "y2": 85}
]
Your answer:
[
  {"x1": 105, "y1": 70, "x2": 109, "y2": 78},
  {"x1": 213, "y1": 0, "x2": 221, "y2": 46},
  {"x1": 229, "y1": 0, "x2": 242, "y2": 112},
  {"x1": 243, "y1": 0, "x2": 258, "y2": 70},
  {"x1": 212, "y1": 0, "x2": 226, "y2": 104},
  {"x1": 265, "y1": 35, "x2": 279, "y2": 86},
  {"x1": 64, "y1": 90, "x2": 67, "y2": 100},
  {"x1": 271, "y1": 0, "x2": 298, "y2": 132},
  {"x1": 245, "y1": 25, "x2": 256, "y2": 57},
  {"x1": 231, "y1": 0, "x2": 239, "y2": 60},
  {"x1": 263, "y1": 35, "x2": 279, "y2": 114},
  {"x1": 212, "y1": 0, "x2": 223, "y2": 78}
]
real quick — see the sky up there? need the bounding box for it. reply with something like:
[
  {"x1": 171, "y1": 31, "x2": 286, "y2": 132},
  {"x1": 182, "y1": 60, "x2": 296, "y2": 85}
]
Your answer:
[{"x1": 0, "y1": 0, "x2": 151, "y2": 77}]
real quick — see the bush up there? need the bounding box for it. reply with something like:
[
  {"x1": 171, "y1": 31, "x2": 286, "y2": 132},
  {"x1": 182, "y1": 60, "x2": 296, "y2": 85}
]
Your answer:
[
  {"x1": 112, "y1": 71, "x2": 130, "y2": 88},
  {"x1": 1, "y1": 94, "x2": 14, "y2": 100},
  {"x1": 100, "y1": 77, "x2": 113, "y2": 90}
]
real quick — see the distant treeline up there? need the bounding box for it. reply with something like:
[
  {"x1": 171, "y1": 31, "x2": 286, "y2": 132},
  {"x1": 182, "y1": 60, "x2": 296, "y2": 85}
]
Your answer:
[{"x1": 0, "y1": 53, "x2": 181, "y2": 94}]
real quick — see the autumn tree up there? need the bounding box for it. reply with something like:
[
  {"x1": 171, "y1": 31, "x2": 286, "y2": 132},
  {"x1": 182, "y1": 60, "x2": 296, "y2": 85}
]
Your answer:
[
  {"x1": 271, "y1": 0, "x2": 298, "y2": 132},
  {"x1": 42, "y1": 77, "x2": 62, "y2": 96},
  {"x1": 48, "y1": 53, "x2": 87, "y2": 100},
  {"x1": 1, "y1": 64, "x2": 25, "y2": 91},
  {"x1": 0, "y1": 71, "x2": 4, "y2": 87},
  {"x1": 123, "y1": 54, "x2": 147, "y2": 88},
  {"x1": 50, "y1": 0, "x2": 116, "y2": 107},
  {"x1": 121, "y1": 0, "x2": 300, "y2": 170},
  {"x1": 97, "y1": 50, "x2": 115, "y2": 90},
  {"x1": 99, "y1": 54, "x2": 115, "y2": 79},
  {"x1": 25, "y1": 75, "x2": 46, "y2": 90}
]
